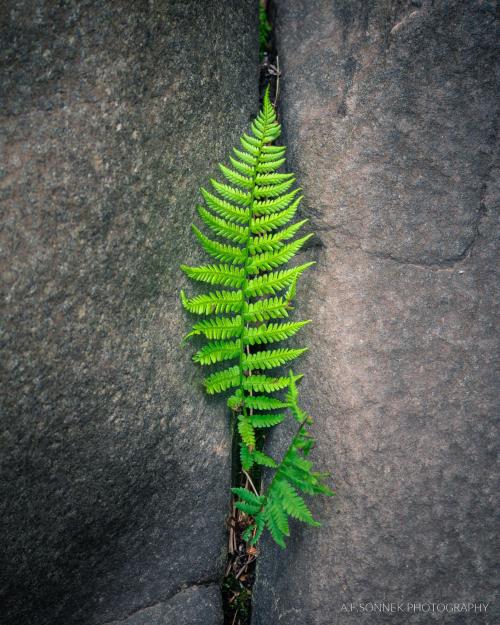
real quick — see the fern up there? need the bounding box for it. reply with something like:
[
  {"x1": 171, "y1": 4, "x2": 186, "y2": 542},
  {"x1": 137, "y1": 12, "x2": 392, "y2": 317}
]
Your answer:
[
  {"x1": 239, "y1": 373, "x2": 334, "y2": 548},
  {"x1": 181, "y1": 87, "x2": 333, "y2": 548}
]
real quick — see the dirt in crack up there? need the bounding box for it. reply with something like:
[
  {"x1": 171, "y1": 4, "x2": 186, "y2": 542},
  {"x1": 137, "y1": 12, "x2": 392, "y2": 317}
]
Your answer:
[
  {"x1": 221, "y1": 2, "x2": 279, "y2": 623},
  {"x1": 221, "y1": 469, "x2": 259, "y2": 625}
]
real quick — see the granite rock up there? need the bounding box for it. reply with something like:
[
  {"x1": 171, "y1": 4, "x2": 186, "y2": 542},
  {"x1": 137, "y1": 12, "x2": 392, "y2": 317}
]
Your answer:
[
  {"x1": 106, "y1": 585, "x2": 222, "y2": 625},
  {"x1": 252, "y1": 1, "x2": 499, "y2": 624},
  {"x1": 0, "y1": 2, "x2": 258, "y2": 624}
]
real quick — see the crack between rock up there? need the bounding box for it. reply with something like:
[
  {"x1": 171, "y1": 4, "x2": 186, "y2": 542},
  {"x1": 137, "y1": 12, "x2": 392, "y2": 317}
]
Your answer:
[{"x1": 99, "y1": 577, "x2": 220, "y2": 625}]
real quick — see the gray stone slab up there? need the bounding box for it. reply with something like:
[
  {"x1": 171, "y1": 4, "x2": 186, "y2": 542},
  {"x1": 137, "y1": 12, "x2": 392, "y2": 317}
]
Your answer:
[
  {"x1": 107, "y1": 585, "x2": 222, "y2": 625},
  {"x1": 252, "y1": 1, "x2": 499, "y2": 624},
  {"x1": 0, "y1": 2, "x2": 258, "y2": 624}
]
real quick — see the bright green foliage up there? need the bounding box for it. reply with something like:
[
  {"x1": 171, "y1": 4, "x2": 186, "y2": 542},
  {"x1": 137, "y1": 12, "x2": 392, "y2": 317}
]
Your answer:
[
  {"x1": 181, "y1": 88, "x2": 332, "y2": 547},
  {"x1": 236, "y1": 373, "x2": 334, "y2": 548}
]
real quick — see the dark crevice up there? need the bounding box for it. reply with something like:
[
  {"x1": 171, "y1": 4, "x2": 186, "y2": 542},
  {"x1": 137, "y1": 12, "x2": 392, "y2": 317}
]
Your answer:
[{"x1": 221, "y1": 2, "x2": 279, "y2": 624}]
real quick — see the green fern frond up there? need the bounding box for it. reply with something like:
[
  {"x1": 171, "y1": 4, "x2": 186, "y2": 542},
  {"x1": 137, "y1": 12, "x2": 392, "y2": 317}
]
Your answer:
[
  {"x1": 203, "y1": 366, "x2": 240, "y2": 394},
  {"x1": 265, "y1": 506, "x2": 286, "y2": 548},
  {"x1": 261, "y1": 143, "x2": 284, "y2": 153},
  {"x1": 180, "y1": 87, "x2": 332, "y2": 549},
  {"x1": 240, "y1": 443, "x2": 254, "y2": 471},
  {"x1": 229, "y1": 156, "x2": 254, "y2": 176},
  {"x1": 252, "y1": 188, "x2": 301, "y2": 216},
  {"x1": 201, "y1": 188, "x2": 250, "y2": 223},
  {"x1": 231, "y1": 487, "x2": 264, "y2": 506},
  {"x1": 253, "y1": 512, "x2": 266, "y2": 543},
  {"x1": 250, "y1": 197, "x2": 302, "y2": 233},
  {"x1": 275, "y1": 480, "x2": 318, "y2": 525},
  {"x1": 268, "y1": 499, "x2": 290, "y2": 536},
  {"x1": 242, "y1": 347, "x2": 307, "y2": 371},
  {"x1": 185, "y1": 316, "x2": 242, "y2": 340},
  {"x1": 196, "y1": 206, "x2": 248, "y2": 243},
  {"x1": 253, "y1": 450, "x2": 278, "y2": 468},
  {"x1": 235, "y1": 500, "x2": 261, "y2": 515},
  {"x1": 232, "y1": 147, "x2": 257, "y2": 167},
  {"x1": 219, "y1": 163, "x2": 253, "y2": 189},
  {"x1": 254, "y1": 178, "x2": 296, "y2": 199},
  {"x1": 238, "y1": 415, "x2": 256, "y2": 448},
  {"x1": 250, "y1": 413, "x2": 286, "y2": 428},
  {"x1": 191, "y1": 226, "x2": 246, "y2": 264},
  {"x1": 193, "y1": 340, "x2": 241, "y2": 365},
  {"x1": 244, "y1": 320, "x2": 311, "y2": 345},
  {"x1": 210, "y1": 179, "x2": 251, "y2": 206},
  {"x1": 257, "y1": 156, "x2": 286, "y2": 172},
  {"x1": 245, "y1": 263, "x2": 315, "y2": 297},
  {"x1": 249, "y1": 219, "x2": 308, "y2": 253},
  {"x1": 180, "y1": 290, "x2": 243, "y2": 315},
  {"x1": 243, "y1": 395, "x2": 289, "y2": 410},
  {"x1": 248, "y1": 233, "x2": 314, "y2": 273},
  {"x1": 243, "y1": 373, "x2": 303, "y2": 393},
  {"x1": 240, "y1": 134, "x2": 260, "y2": 156},
  {"x1": 180, "y1": 263, "x2": 245, "y2": 288},
  {"x1": 255, "y1": 172, "x2": 294, "y2": 185}
]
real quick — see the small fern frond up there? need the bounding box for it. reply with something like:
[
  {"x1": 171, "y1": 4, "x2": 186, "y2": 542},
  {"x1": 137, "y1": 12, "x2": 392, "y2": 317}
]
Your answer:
[
  {"x1": 180, "y1": 290, "x2": 243, "y2": 315},
  {"x1": 197, "y1": 206, "x2": 249, "y2": 243},
  {"x1": 218, "y1": 163, "x2": 253, "y2": 189},
  {"x1": 238, "y1": 415, "x2": 256, "y2": 448},
  {"x1": 243, "y1": 296, "x2": 292, "y2": 321},
  {"x1": 181, "y1": 87, "x2": 331, "y2": 550},
  {"x1": 250, "y1": 197, "x2": 302, "y2": 233},
  {"x1": 275, "y1": 480, "x2": 319, "y2": 525},
  {"x1": 210, "y1": 179, "x2": 251, "y2": 206},
  {"x1": 193, "y1": 340, "x2": 241, "y2": 365},
  {"x1": 245, "y1": 263, "x2": 314, "y2": 296},
  {"x1": 255, "y1": 172, "x2": 294, "y2": 185},
  {"x1": 243, "y1": 373, "x2": 303, "y2": 393},
  {"x1": 243, "y1": 395, "x2": 289, "y2": 410},
  {"x1": 240, "y1": 443, "x2": 254, "y2": 471},
  {"x1": 203, "y1": 366, "x2": 240, "y2": 394},
  {"x1": 254, "y1": 178, "x2": 296, "y2": 199},
  {"x1": 249, "y1": 219, "x2": 308, "y2": 253},
  {"x1": 248, "y1": 236, "x2": 314, "y2": 274},
  {"x1": 256, "y1": 157, "x2": 286, "y2": 173},
  {"x1": 252, "y1": 188, "x2": 301, "y2": 216},
  {"x1": 180, "y1": 264, "x2": 245, "y2": 288},
  {"x1": 250, "y1": 413, "x2": 286, "y2": 428},
  {"x1": 240, "y1": 134, "x2": 260, "y2": 156},
  {"x1": 265, "y1": 506, "x2": 286, "y2": 548},
  {"x1": 185, "y1": 316, "x2": 242, "y2": 340},
  {"x1": 235, "y1": 500, "x2": 261, "y2": 515},
  {"x1": 191, "y1": 226, "x2": 246, "y2": 264},
  {"x1": 229, "y1": 156, "x2": 254, "y2": 176},
  {"x1": 201, "y1": 188, "x2": 250, "y2": 223},
  {"x1": 253, "y1": 450, "x2": 278, "y2": 468},
  {"x1": 232, "y1": 147, "x2": 256, "y2": 166},
  {"x1": 242, "y1": 347, "x2": 307, "y2": 371},
  {"x1": 243, "y1": 320, "x2": 311, "y2": 345},
  {"x1": 231, "y1": 487, "x2": 264, "y2": 507}
]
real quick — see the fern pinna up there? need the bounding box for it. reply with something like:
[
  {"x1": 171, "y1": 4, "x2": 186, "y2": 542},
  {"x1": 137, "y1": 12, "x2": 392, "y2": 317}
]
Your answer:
[{"x1": 180, "y1": 88, "x2": 333, "y2": 548}]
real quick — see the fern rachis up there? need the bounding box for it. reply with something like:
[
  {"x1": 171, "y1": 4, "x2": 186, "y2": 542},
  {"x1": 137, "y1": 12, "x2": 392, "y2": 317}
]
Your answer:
[{"x1": 181, "y1": 88, "x2": 333, "y2": 548}]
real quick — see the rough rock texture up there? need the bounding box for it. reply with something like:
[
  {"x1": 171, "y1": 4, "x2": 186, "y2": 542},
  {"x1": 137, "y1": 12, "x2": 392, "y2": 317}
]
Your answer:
[
  {"x1": 106, "y1": 585, "x2": 222, "y2": 625},
  {"x1": 253, "y1": 1, "x2": 499, "y2": 624},
  {"x1": 0, "y1": 2, "x2": 258, "y2": 624}
]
